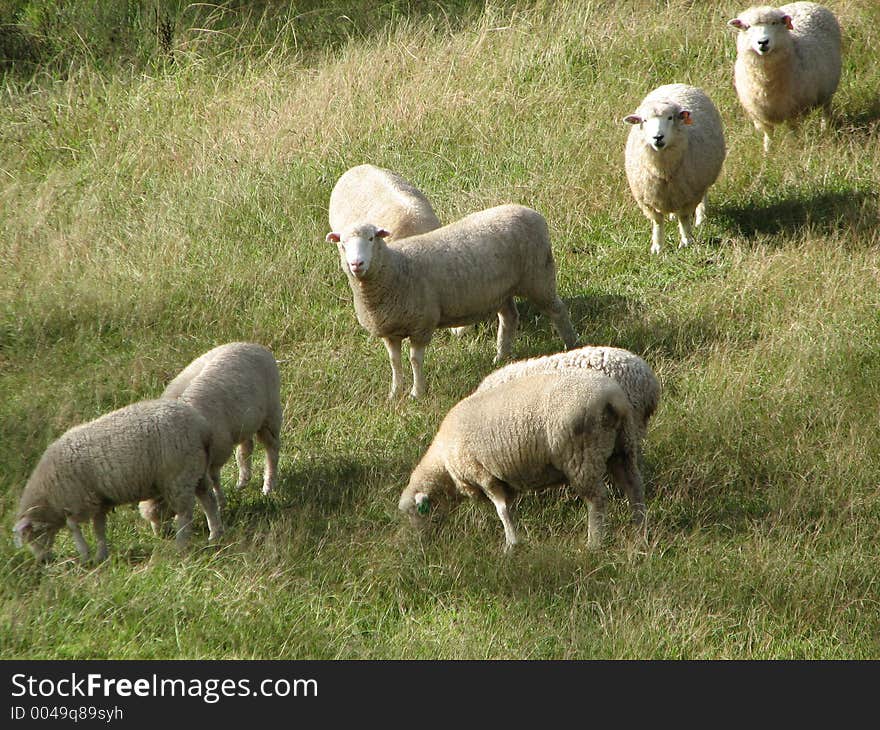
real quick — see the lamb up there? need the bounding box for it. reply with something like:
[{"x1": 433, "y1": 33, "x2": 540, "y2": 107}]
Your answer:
[
  {"x1": 12, "y1": 399, "x2": 222, "y2": 564},
  {"x1": 477, "y1": 344, "x2": 660, "y2": 452},
  {"x1": 138, "y1": 342, "x2": 282, "y2": 534},
  {"x1": 729, "y1": 3, "x2": 842, "y2": 152},
  {"x1": 398, "y1": 370, "x2": 644, "y2": 552},
  {"x1": 326, "y1": 204, "x2": 579, "y2": 398},
  {"x1": 624, "y1": 83, "x2": 726, "y2": 254},
  {"x1": 328, "y1": 164, "x2": 441, "y2": 240}
]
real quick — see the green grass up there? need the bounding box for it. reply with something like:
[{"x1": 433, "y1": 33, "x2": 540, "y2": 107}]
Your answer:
[{"x1": 2, "y1": 0, "x2": 880, "y2": 659}]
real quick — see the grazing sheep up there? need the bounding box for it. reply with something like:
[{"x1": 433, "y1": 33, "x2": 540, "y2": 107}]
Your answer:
[
  {"x1": 477, "y1": 344, "x2": 660, "y2": 462},
  {"x1": 624, "y1": 83, "x2": 726, "y2": 254},
  {"x1": 729, "y1": 2, "x2": 842, "y2": 152},
  {"x1": 326, "y1": 204, "x2": 579, "y2": 398},
  {"x1": 398, "y1": 371, "x2": 644, "y2": 552},
  {"x1": 328, "y1": 164, "x2": 441, "y2": 240},
  {"x1": 12, "y1": 399, "x2": 222, "y2": 564},
  {"x1": 138, "y1": 342, "x2": 282, "y2": 534}
]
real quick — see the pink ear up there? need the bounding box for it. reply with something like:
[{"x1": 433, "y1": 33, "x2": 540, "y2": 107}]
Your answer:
[
  {"x1": 783, "y1": 14, "x2": 793, "y2": 30},
  {"x1": 679, "y1": 110, "x2": 693, "y2": 125},
  {"x1": 623, "y1": 114, "x2": 642, "y2": 125},
  {"x1": 326, "y1": 232, "x2": 341, "y2": 243},
  {"x1": 728, "y1": 18, "x2": 748, "y2": 30},
  {"x1": 376, "y1": 229, "x2": 391, "y2": 239}
]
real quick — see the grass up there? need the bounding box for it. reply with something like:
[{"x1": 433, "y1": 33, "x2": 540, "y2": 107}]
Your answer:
[{"x1": 2, "y1": 0, "x2": 880, "y2": 659}]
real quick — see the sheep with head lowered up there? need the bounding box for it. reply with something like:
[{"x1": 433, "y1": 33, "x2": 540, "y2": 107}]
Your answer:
[
  {"x1": 729, "y1": 2, "x2": 842, "y2": 152},
  {"x1": 326, "y1": 204, "x2": 579, "y2": 399},
  {"x1": 398, "y1": 370, "x2": 644, "y2": 552},
  {"x1": 624, "y1": 83, "x2": 726, "y2": 254},
  {"x1": 138, "y1": 342, "x2": 282, "y2": 535},
  {"x1": 12, "y1": 399, "x2": 222, "y2": 564}
]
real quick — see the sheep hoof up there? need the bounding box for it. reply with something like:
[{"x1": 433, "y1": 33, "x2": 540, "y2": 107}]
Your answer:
[{"x1": 650, "y1": 243, "x2": 661, "y2": 255}]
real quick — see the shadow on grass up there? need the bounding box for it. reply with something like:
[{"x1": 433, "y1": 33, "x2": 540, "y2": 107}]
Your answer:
[
  {"x1": 716, "y1": 187, "x2": 879, "y2": 240},
  {"x1": 834, "y1": 97, "x2": 880, "y2": 136}
]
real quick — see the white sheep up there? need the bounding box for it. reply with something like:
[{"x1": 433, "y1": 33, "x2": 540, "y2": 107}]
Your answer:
[
  {"x1": 398, "y1": 370, "x2": 643, "y2": 551},
  {"x1": 138, "y1": 342, "x2": 282, "y2": 534},
  {"x1": 624, "y1": 83, "x2": 726, "y2": 254},
  {"x1": 12, "y1": 399, "x2": 222, "y2": 564},
  {"x1": 328, "y1": 163, "x2": 470, "y2": 338},
  {"x1": 729, "y1": 2, "x2": 842, "y2": 152},
  {"x1": 328, "y1": 163, "x2": 441, "y2": 240},
  {"x1": 326, "y1": 204, "x2": 579, "y2": 399},
  {"x1": 476, "y1": 345, "x2": 660, "y2": 482}
]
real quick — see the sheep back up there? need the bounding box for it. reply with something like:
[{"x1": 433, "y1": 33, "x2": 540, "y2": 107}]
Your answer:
[{"x1": 329, "y1": 164, "x2": 441, "y2": 240}]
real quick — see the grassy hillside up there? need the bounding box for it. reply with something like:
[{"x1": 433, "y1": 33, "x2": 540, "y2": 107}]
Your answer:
[{"x1": 2, "y1": 0, "x2": 879, "y2": 659}]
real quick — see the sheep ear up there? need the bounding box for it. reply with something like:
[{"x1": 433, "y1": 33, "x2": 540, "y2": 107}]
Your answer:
[
  {"x1": 326, "y1": 232, "x2": 341, "y2": 243},
  {"x1": 375, "y1": 228, "x2": 390, "y2": 239},
  {"x1": 623, "y1": 114, "x2": 642, "y2": 125},
  {"x1": 783, "y1": 14, "x2": 793, "y2": 30},
  {"x1": 728, "y1": 18, "x2": 748, "y2": 30},
  {"x1": 679, "y1": 110, "x2": 693, "y2": 125},
  {"x1": 414, "y1": 492, "x2": 430, "y2": 516},
  {"x1": 12, "y1": 517, "x2": 31, "y2": 547}
]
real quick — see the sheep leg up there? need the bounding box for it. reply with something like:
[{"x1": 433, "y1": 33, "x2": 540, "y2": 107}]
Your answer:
[
  {"x1": 650, "y1": 212, "x2": 664, "y2": 255},
  {"x1": 408, "y1": 339, "x2": 429, "y2": 398},
  {"x1": 92, "y1": 510, "x2": 109, "y2": 563},
  {"x1": 540, "y1": 296, "x2": 578, "y2": 350},
  {"x1": 208, "y1": 465, "x2": 226, "y2": 510},
  {"x1": 171, "y1": 493, "x2": 196, "y2": 551},
  {"x1": 755, "y1": 120, "x2": 773, "y2": 153},
  {"x1": 66, "y1": 517, "x2": 91, "y2": 563},
  {"x1": 383, "y1": 336, "x2": 405, "y2": 399},
  {"x1": 608, "y1": 452, "x2": 647, "y2": 537},
  {"x1": 676, "y1": 212, "x2": 696, "y2": 249},
  {"x1": 479, "y1": 477, "x2": 519, "y2": 552},
  {"x1": 195, "y1": 482, "x2": 224, "y2": 543},
  {"x1": 256, "y1": 424, "x2": 281, "y2": 495},
  {"x1": 695, "y1": 198, "x2": 707, "y2": 227},
  {"x1": 494, "y1": 297, "x2": 519, "y2": 363},
  {"x1": 235, "y1": 438, "x2": 254, "y2": 489},
  {"x1": 586, "y1": 492, "x2": 606, "y2": 550}
]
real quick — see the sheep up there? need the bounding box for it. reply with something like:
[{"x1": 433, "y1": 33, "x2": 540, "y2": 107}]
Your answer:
[
  {"x1": 12, "y1": 399, "x2": 222, "y2": 564},
  {"x1": 398, "y1": 370, "x2": 644, "y2": 552},
  {"x1": 476, "y1": 344, "x2": 660, "y2": 462},
  {"x1": 328, "y1": 163, "x2": 470, "y2": 338},
  {"x1": 728, "y1": 3, "x2": 842, "y2": 152},
  {"x1": 328, "y1": 164, "x2": 441, "y2": 240},
  {"x1": 624, "y1": 83, "x2": 726, "y2": 254},
  {"x1": 326, "y1": 204, "x2": 579, "y2": 399},
  {"x1": 138, "y1": 342, "x2": 282, "y2": 535}
]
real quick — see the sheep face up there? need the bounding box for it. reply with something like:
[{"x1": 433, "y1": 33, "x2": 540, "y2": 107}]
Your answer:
[
  {"x1": 13, "y1": 514, "x2": 60, "y2": 564},
  {"x1": 624, "y1": 102, "x2": 692, "y2": 152},
  {"x1": 325, "y1": 224, "x2": 390, "y2": 279},
  {"x1": 729, "y1": 8, "x2": 794, "y2": 56},
  {"x1": 398, "y1": 482, "x2": 458, "y2": 534}
]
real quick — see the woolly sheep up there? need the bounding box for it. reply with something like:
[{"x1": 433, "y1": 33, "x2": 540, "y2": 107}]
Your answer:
[
  {"x1": 138, "y1": 342, "x2": 282, "y2": 534},
  {"x1": 328, "y1": 163, "x2": 470, "y2": 338},
  {"x1": 326, "y1": 204, "x2": 579, "y2": 399},
  {"x1": 624, "y1": 83, "x2": 726, "y2": 254},
  {"x1": 328, "y1": 164, "x2": 442, "y2": 240},
  {"x1": 477, "y1": 344, "x2": 659, "y2": 467},
  {"x1": 12, "y1": 399, "x2": 222, "y2": 564},
  {"x1": 729, "y1": 2, "x2": 842, "y2": 152},
  {"x1": 398, "y1": 371, "x2": 643, "y2": 551}
]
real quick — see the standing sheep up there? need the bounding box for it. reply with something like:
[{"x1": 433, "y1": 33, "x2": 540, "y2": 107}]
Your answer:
[
  {"x1": 328, "y1": 163, "x2": 470, "y2": 338},
  {"x1": 12, "y1": 399, "x2": 222, "y2": 564},
  {"x1": 624, "y1": 83, "x2": 726, "y2": 254},
  {"x1": 138, "y1": 342, "x2": 282, "y2": 534},
  {"x1": 328, "y1": 164, "x2": 441, "y2": 240},
  {"x1": 477, "y1": 345, "x2": 659, "y2": 504},
  {"x1": 729, "y1": 3, "x2": 842, "y2": 152},
  {"x1": 398, "y1": 371, "x2": 644, "y2": 552},
  {"x1": 326, "y1": 204, "x2": 579, "y2": 399}
]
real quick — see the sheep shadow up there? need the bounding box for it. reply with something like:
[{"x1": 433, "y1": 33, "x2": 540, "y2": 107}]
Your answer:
[
  {"x1": 833, "y1": 97, "x2": 880, "y2": 137},
  {"x1": 716, "y1": 187, "x2": 879, "y2": 241}
]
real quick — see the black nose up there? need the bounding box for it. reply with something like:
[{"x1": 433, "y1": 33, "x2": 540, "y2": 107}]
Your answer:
[
  {"x1": 653, "y1": 134, "x2": 664, "y2": 142},
  {"x1": 758, "y1": 38, "x2": 769, "y2": 48}
]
